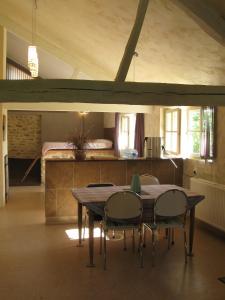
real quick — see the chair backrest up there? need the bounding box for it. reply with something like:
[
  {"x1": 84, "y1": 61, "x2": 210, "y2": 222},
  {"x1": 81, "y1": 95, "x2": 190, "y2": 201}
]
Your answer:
[
  {"x1": 87, "y1": 183, "x2": 114, "y2": 188},
  {"x1": 140, "y1": 174, "x2": 160, "y2": 185},
  {"x1": 155, "y1": 189, "x2": 188, "y2": 217},
  {"x1": 105, "y1": 191, "x2": 142, "y2": 220}
]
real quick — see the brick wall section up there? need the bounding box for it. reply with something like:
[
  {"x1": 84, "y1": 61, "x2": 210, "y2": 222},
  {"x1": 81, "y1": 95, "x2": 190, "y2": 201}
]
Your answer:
[{"x1": 8, "y1": 113, "x2": 41, "y2": 158}]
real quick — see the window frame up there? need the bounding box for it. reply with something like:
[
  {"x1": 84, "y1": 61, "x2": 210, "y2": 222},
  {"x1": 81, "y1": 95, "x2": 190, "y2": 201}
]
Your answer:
[{"x1": 163, "y1": 108, "x2": 181, "y2": 155}]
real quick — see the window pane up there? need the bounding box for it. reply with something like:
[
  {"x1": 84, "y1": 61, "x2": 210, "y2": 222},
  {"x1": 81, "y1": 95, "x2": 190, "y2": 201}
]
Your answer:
[
  {"x1": 172, "y1": 111, "x2": 178, "y2": 131},
  {"x1": 121, "y1": 117, "x2": 129, "y2": 133},
  {"x1": 166, "y1": 112, "x2": 171, "y2": 131},
  {"x1": 165, "y1": 132, "x2": 172, "y2": 151},
  {"x1": 119, "y1": 114, "x2": 136, "y2": 150},
  {"x1": 188, "y1": 132, "x2": 200, "y2": 154},
  {"x1": 189, "y1": 110, "x2": 200, "y2": 130},
  {"x1": 171, "y1": 132, "x2": 177, "y2": 152}
]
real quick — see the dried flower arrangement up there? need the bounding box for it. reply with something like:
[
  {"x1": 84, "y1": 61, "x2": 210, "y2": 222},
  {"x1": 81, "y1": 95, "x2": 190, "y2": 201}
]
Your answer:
[{"x1": 69, "y1": 129, "x2": 90, "y2": 160}]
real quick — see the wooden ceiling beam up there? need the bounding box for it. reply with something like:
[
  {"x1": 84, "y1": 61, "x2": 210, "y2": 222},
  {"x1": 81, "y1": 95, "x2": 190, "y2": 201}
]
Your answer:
[
  {"x1": 115, "y1": 0, "x2": 149, "y2": 81},
  {"x1": 172, "y1": 0, "x2": 225, "y2": 46},
  {"x1": 1, "y1": 79, "x2": 225, "y2": 106}
]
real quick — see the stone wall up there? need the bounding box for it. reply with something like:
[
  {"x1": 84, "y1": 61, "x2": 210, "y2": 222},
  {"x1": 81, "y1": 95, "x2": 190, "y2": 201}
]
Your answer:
[{"x1": 8, "y1": 113, "x2": 41, "y2": 159}]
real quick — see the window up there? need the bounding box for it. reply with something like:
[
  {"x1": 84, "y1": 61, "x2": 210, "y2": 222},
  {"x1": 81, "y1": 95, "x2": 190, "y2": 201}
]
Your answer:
[
  {"x1": 6, "y1": 58, "x2": 33, "y2": 80},
  {"x1": 164, "y1": 108, "x2": 181, "y2": 154},
  {"x1": 119, "y1": 114, "x2": 136, "y2": 150},
  {"x1": 186, "y1": 107, "x2": 216, "y2": 159},
  {"x1": 187, "y1": 108, "x2": 201, "y2": 156},
  {"x1": 163, "y1": 106, "x2": 216, "y2": 159}
]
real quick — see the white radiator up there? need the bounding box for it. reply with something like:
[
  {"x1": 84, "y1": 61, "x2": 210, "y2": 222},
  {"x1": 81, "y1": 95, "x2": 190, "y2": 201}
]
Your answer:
[{"x1": 190, "y1": 177, "x2": 225, "y2": 232}]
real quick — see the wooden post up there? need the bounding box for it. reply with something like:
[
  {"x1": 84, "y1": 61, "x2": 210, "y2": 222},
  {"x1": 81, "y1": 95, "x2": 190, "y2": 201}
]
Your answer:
[
  {"x1": 115, "y1": 0, "x2": 149, "y2": 82},
  {"x1": 0, "y1": 24, "x2": 7, "y2": 207}
]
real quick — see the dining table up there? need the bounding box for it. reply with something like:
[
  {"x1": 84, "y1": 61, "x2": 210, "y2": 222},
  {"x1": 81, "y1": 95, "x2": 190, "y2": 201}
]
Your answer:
[{"x1": 72, "y1": 184, "x2": 205, "y2": 267}]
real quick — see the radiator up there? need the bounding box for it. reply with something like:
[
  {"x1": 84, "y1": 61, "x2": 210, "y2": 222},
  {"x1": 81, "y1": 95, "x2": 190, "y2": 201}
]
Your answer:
[{"x1": 190, "y1": 177, "x2": 225, "y2": 232}]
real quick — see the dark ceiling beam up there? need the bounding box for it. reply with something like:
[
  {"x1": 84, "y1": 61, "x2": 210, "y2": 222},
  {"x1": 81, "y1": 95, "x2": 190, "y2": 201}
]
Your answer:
[
  {"x1": 1, "y1": 79, "x2": 225, "y2": 106},
  {"x1": 115, "y1": 0, "x2": 149, "y2": 81},
  {"x1": 172, "y1": 0, "x2": 225, "y2": 46}
]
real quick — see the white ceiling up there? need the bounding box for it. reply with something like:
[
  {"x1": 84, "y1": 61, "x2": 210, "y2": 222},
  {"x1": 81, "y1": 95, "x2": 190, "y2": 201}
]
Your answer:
[{"x1": 1, "y1": 0, "x2": 225, "y2": 84}]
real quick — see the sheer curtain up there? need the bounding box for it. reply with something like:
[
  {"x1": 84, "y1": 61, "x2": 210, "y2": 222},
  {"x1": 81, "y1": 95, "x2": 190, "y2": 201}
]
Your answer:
[
  {"x1": 134, "y1": 113, "x2": 145, "y2": 157},
  {"x1": 200, "y1": 106, "x2": 216, "y2": 159}
]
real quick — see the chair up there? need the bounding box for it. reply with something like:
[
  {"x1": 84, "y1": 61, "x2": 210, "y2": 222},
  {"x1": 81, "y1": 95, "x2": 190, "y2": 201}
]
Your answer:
[
  {"x1": 144, "y1": 189, "x2": 188, "y2": 266},
  {"x1": 83, "y1": 183, "x2": 114, "y2": 254},
  {"x1": 103, "y1": 191, "x2": 143, "y2": 270},
  {"x1": 140, "y1": 174, "x2": 160, "y2": 246},
  {"x1": 140, "y1": 174, "x2": 160, "y2": 185}
]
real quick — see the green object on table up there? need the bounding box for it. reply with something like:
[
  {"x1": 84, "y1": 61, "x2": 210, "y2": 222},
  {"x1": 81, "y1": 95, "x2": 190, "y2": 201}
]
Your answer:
[{"x1": 131, "y1": 174, "x2": 141, "y2": 194}]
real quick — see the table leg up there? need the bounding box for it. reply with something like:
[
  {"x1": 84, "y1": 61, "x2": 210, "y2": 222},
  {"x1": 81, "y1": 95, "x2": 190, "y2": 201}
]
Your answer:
[
  {"x1": 87, "y1": 208, "x2": 95, "y2": 267},
  {"x1": 77, "y1": 202, "x2": 83, "y2": 247},
  {"x1": 188, "y1": 207, "x2": 195, "y2": 256}
]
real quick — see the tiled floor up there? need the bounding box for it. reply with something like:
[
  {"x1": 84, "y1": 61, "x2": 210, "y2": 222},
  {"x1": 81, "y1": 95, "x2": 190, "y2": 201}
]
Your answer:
[{"x1": 0, "y1": 186, "x2": 224, "y2": 300}]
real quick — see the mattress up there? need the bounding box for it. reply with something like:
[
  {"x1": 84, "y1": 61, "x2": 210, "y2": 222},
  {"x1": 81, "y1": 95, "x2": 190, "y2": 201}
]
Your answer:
[{"x1": 42, "y1": 139, "x2": 113, "y2": 156}]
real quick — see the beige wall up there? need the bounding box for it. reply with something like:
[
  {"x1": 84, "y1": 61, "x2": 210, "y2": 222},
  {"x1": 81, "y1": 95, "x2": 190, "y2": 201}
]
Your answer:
[
  {"x1": 41, "y1": 112, "x2": 104, "y2": 142},
  {"x1": 104, "y1": 113, "x2": 115, "y2": 128},
  {"x1": 144, "y1": 107, "x2": 161, "y2": 137}
]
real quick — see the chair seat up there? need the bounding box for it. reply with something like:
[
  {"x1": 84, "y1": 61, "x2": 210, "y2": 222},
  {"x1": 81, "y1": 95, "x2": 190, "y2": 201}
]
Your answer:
[
  {"x1": 103, "y1": 220, "x2": 140, "y2": 231},
  {"x1": 145, "y1": 216, "x2": 184, "y2": 230},
  {"x1": 93, "y1": 214, "x2": 103, "y2": 221}
]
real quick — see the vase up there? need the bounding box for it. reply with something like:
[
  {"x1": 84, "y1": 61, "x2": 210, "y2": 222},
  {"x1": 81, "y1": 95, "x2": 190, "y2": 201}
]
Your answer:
[
  {"x1": 75, "y1": 150, "x2": 86, "y2": 161},
  {"x1": 131, "y1": 174, "x2": 141, "y2": 194}
]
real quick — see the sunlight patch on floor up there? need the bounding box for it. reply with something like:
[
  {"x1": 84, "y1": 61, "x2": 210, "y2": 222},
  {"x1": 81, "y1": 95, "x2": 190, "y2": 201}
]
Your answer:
[
  {"x1": 65, "y1": 228, "x2": 125, "y2": 241},
  {"x1": 65, "y1": 227, "x2": 102, "y2": 240}
]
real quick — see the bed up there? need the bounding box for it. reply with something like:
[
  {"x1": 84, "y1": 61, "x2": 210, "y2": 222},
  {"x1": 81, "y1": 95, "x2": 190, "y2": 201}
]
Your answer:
[
  {"x1": 42, "y1": 139, "x2": 114, "y2": 159},
  {"x1": 41, "y1": 139, "x2": 115, "y2": 183}
]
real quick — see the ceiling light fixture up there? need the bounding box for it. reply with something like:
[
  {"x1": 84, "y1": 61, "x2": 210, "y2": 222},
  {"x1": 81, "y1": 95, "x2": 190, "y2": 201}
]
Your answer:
[
  {"x1": 28, "y1": 0, "x2": 38, "y2": 78},
  {"x1": 133, "y1": 51, "x2": 138, "y2": 82}
]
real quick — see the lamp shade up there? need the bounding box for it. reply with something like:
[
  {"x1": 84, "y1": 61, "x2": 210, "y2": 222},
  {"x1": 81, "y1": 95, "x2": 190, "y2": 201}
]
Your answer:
[{"x1": 28, "y1": 45, "x2": 39, "y2": 77}]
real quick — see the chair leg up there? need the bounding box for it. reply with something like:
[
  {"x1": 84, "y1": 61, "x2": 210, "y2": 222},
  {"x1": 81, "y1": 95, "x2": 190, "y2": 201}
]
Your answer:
[
  {"x1": 168, "y1": 228, "x2": 171, "y2": 250},
  {"x1": 152, "y1": 230, "x2": 156, "y2": 267},
  {"x1": 123, "y1": 230, "x2": 127, "y2": 251},
  {"x1": 132, "y1": 228, "x2": 135, "y2": 253},
  {"x1": 184, "y1": 229, "x2": 188, "y2": 264},
  {"x1": 165, "y1": 228, "x2": 168, "y2": 239},
  {"x1": 171, "y1": 228, "x2": 175, "y2": 245},
  {"x1": 99, "y1": 223, "x2": 102, "y2": 255},
  {"x1": 143, "y1": 226, "x2": 146, "y2": 248},
  {"x1": 82, "y1": 213, "x2": 87, "y2": 241},
  {"x1": 103, "y1": 231, "x2": 107, "y2": 270},
  {"x1": 139, "y1": 228, "x2": 143, "y2": 268}
]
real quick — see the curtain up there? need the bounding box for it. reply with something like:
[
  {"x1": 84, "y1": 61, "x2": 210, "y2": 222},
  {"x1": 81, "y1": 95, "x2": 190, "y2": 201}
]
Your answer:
[
  {"x1": 200, "y1": 106, "x2": 216, "y2": 159},
  {"x1": 134, "y1": 113, "x2": 145, "y2": 157},
  {"x1": 114, "y1": 113, "x2": 120, "y2": 157}
]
